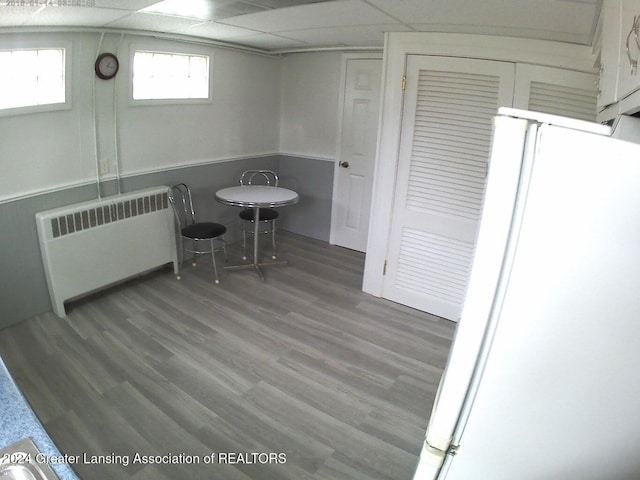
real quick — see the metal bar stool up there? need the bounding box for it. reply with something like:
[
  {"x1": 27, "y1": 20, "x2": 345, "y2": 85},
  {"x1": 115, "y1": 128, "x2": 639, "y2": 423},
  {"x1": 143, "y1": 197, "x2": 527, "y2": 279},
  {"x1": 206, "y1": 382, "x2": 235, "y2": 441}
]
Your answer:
[
  {"x1": 238, "y1": 170, "x2": 279, "y2": 260},
  {"x1": 169, "y1": 183, "x2": 227, "y2": 283}
]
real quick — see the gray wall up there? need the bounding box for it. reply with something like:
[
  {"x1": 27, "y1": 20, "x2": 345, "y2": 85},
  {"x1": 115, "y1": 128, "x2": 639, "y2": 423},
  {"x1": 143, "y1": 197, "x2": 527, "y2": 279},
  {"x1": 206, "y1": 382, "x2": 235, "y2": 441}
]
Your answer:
[
  {"x1": 276, "y1": 155, "x2": 334, "y2": 241},
  {"x1": 0, "y1": 156, "x2": 333, "y2": 329}
]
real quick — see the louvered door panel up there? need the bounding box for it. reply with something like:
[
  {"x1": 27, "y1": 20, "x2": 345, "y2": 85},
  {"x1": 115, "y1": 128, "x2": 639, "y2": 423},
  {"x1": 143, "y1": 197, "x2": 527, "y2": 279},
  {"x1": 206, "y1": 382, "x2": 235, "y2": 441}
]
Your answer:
[
  {"x1": 408, "y1": 71, "x2": 498, "y2": 221},
  {"x1": 395, "y1": 228, "x2": 475, "y2": 306},
  {"x1": 514, "y1": 64, "x2": 597, "y2": 121},
  {"x1": 383, "y1": 56, "x2": 515, "y2": 320},
  {"x1": 528, "y1": 82, "x2": 597, "y2": 121}
]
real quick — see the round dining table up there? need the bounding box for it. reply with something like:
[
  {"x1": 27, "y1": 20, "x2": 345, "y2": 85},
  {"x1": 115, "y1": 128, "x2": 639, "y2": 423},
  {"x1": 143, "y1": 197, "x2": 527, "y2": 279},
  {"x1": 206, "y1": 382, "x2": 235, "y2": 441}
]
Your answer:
[{"x1": 215, "y1": 185, "x2": 299, "y2": 280}]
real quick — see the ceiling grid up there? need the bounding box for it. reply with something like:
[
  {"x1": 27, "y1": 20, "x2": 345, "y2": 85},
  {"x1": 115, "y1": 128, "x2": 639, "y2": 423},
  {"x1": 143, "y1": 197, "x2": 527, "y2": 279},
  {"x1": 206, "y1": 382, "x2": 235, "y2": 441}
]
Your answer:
[{"x1": 0, "y1": 0, "x2": 602, "y2": 53}]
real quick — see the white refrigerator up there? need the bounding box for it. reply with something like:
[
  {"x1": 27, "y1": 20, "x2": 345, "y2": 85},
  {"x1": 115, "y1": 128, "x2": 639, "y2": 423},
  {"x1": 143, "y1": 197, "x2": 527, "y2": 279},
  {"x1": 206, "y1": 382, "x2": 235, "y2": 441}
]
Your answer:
[{"x1": 413, "y1": 108, "x2": 640, "y2": 480}]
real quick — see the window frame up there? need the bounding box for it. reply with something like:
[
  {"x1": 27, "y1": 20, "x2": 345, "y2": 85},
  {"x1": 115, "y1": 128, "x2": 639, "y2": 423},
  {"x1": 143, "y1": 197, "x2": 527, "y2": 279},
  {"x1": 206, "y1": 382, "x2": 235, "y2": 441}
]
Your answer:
[
  {"x1": 129, "y1": 42, "x2": 213, "y2": 106},
  {"x1": 0, "y1": 41, "x2": 72, "y2": 118}
]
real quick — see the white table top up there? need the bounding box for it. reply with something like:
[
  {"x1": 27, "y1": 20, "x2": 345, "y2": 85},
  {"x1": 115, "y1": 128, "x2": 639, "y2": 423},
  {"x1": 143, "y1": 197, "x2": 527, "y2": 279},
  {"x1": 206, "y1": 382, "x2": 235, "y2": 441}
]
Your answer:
[{"x1": 215, "y1": 185, "x2": 299, "y2": 208}]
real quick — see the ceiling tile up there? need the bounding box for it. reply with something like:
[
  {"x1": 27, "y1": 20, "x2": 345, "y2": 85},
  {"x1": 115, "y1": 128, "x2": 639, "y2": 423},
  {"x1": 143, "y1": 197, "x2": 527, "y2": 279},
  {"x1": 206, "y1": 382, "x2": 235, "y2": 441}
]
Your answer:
[
  {"x1": 282, "y1": 24, "x2": 410, "y2": 47},
  {"x1": 407, "y1": 23, "x2": 590, "y2": 45},
  {"x1": 24, "y1": 6, "x2": 131, "y2": 27},
  {"x1": 106, "y1": 12, "x2": 204, "y2": 32},
  {"x1": 173, "y1": 21, "x2": 260, "y2": 39},
  {"x1": 247, "y1": 0, "x2": 330, "y2": 8},
  {"x1": 218, "y1": 0, "x2": 395, "y2": 32},
  {"x1": 368, "y1": 0, "x2": 599, "y2": 44},
  {"x1": 0, "y1": 0, "x2": 602, "y2": 51},
  {"x1": 136, "y1": 0, "x2": 331, "y2": 22},
  {"x1": 231, "y1": 32, "x2": 308, "y2": 49},
  {"x1": 207, "y1": 2, "x2": 270, "y2": 20},
  {"x1": 0, "y1": 6, "x2": 40, "y2": 27},
  {"x1": 93, "y1": 0, "x2": 159, "y2": 10},
  {"x1": 140, "y1": 0, "x2": 218, "y2": 21}
]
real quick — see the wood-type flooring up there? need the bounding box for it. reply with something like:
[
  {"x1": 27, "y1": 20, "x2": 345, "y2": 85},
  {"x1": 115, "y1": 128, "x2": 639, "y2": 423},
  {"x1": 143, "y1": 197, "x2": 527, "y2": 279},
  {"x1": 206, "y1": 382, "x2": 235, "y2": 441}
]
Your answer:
[{"x1": 0, "y1": 231, "x2": 456, "y2": 480}]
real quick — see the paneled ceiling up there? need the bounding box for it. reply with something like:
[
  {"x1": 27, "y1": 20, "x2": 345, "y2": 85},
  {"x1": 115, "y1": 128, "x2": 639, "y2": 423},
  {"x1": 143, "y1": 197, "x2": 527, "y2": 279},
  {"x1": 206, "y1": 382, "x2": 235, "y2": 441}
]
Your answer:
[{"x1": 0, "y1": 0, "x2": 602, "y2": 53}]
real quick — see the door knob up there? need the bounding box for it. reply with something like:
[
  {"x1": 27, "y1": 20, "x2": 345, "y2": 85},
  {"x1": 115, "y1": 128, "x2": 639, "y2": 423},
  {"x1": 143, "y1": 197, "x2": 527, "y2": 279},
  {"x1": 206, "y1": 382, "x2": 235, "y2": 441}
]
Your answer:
[{"x1": 340, "y1": 161, "x2": 350, "y2": 168}]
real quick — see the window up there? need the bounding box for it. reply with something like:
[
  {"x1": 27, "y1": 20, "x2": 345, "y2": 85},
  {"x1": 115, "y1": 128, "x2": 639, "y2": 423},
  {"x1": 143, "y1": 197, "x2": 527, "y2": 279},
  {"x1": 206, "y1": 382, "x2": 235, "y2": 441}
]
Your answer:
[
  {"x1": 132, "y1": 50, "x2": 210, "y2": 101},
  {"x1": 0, "y1": 48, "x2": 66, "y2": 112}
]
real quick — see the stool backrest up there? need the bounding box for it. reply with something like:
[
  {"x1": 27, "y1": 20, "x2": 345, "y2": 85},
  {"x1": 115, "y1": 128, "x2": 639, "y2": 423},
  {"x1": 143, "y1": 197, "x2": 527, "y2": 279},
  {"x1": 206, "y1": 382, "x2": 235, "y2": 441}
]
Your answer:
[
  {"x1": 168, "y1": 183, "x2": 196, "y2": 229},
  {"x1": 240, "y1": 170, "x2": 279, "y2": 187}
]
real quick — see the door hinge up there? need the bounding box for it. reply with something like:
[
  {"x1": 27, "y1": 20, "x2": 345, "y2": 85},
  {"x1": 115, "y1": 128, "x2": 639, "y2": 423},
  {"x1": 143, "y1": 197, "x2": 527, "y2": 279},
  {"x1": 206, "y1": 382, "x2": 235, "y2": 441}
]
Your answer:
[
  {"x1": 383, "y1": 260, "x2": 387, "y2": 275},
  {"x1": 401, "y1": 75, "x2": 406, "y2": 91}
]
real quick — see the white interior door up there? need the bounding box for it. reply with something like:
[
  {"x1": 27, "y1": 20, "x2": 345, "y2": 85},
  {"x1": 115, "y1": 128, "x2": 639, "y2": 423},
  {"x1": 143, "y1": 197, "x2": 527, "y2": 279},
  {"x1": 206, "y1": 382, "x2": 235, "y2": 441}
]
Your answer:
[
  {"x1": 382, "y1": 56, "x2": 515, "y2": 321},
  {"x1": 330, "y1": 56, "x2": 382, "y2": 252}
]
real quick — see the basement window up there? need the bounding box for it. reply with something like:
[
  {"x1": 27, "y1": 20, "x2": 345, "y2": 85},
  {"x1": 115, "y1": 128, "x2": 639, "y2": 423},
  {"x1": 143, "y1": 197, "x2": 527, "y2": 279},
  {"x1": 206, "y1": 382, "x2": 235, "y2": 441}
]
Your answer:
[
  {"x1": 132, "y1": 50, "x2": 210, "y2": 102},
  {"x1": 0, "y1": 47, "x2": 67, "y2": 115}
]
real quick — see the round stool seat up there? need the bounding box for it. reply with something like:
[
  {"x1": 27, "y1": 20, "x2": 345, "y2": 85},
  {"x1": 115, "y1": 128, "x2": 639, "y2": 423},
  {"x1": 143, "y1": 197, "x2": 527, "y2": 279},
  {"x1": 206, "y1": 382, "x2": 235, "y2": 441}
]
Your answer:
[
  {"x1": 182, "y1": 222, "x2": 227, "y2": 239},
  {"x1": 239, "y1": 208, "x2": 279, "y2": 221}
]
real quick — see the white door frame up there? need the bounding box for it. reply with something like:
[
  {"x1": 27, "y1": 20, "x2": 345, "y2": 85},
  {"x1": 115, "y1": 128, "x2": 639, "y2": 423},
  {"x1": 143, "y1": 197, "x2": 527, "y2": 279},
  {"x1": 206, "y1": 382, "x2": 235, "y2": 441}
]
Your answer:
[{"x1": 330, "y1": 52, "x2": 383, "y2": 250}]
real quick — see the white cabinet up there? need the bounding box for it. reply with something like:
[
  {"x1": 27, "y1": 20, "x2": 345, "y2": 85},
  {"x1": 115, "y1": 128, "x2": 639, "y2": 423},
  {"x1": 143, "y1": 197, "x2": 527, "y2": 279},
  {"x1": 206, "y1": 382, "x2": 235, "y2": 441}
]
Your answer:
[
  {"x1": 597, "y1": 0, "x2": 640, "y2": 117},
  {"x1": 597, "y1": 0, "x2": 622, "y2": 108},
  {"x1": 616, "y1": 0, "x2": 640, "y2": 100}
]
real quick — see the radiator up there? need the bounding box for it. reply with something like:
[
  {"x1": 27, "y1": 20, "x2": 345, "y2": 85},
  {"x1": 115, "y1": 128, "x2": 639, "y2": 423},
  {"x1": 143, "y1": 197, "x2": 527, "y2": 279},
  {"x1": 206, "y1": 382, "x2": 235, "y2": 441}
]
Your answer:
[{"x1": 36, "y1": 186, "x2": 178, "y2": 317}]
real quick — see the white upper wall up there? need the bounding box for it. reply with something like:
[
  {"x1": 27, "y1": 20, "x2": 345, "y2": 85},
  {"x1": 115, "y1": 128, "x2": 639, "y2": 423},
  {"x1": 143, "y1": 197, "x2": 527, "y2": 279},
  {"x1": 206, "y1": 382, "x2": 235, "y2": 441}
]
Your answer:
[
  {"x1": 279, "y1": 51, "x2": 343, "y2": 160},
  {"x1": 1, "y1": 33, "x2": 89, "y2": 201},
  {"x1": 117, "y1": 39, "x2": 282, "y2": 176},
  {"x1": 0, "y1": 32, "x2": 282, "y2": 202}
]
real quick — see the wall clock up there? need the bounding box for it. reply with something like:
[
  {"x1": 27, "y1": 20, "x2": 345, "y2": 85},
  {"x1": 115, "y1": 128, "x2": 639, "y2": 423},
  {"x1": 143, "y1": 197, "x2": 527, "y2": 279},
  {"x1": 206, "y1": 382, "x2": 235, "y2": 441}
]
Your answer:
[{"x1": 95, "y1": 52, "x2": 119, "y2": 80}]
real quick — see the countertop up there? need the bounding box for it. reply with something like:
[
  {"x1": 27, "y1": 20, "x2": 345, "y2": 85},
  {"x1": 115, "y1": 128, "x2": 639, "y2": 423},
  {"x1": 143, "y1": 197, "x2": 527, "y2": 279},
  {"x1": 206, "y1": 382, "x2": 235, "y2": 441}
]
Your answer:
[{"x1": 0, "y1": 356, "x2": 79, "y2": 479}]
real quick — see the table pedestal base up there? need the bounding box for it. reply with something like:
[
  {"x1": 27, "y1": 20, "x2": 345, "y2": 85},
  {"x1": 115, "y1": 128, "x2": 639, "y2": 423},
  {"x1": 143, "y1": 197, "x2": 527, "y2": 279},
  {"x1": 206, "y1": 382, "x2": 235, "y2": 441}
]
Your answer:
[
  {"x1": 224, "y1": 260, "x2": 288, "y2": 280},
  {"x1": 215, "y1": 189, "x2": 299, "y2": 282}
]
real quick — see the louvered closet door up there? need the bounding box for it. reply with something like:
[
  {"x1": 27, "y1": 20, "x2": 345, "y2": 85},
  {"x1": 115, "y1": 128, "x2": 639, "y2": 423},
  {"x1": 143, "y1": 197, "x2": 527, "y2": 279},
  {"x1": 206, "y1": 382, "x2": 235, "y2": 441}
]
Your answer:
[
  {"x1": 382, "y1": 56, "x2": 515, "y2": 321},
  {"x1": 513, "y1": 64, "x2": 597, "y2": 121}
]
